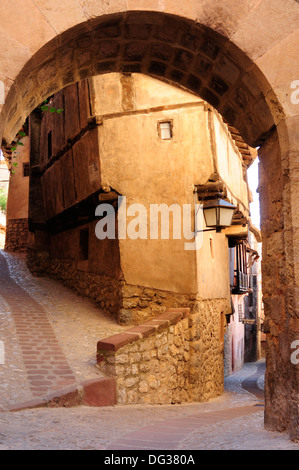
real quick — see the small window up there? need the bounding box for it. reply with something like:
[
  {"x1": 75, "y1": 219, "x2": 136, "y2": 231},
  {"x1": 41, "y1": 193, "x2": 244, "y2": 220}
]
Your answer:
[
  {"x1": 158, "y1": 121, "x2": 173, "y2": 140},
  {"x1": 47, "y1": 130, "x2": 52, "y2": 160},
  {"x1": 79, "y1": 229, "x2": 89, "y2": 261},
  {"x1": 23, "y1": 163, "x2": 30, "y2": 177}
]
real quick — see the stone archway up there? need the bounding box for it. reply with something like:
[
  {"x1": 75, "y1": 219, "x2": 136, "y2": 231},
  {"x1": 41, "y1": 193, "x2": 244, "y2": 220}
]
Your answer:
[
  {"x1": 0, "y1": 3, "x2": 298, "y2": 440},
  {"x1": 1, "y1": 12, "x2": 278, "y2": 148}
]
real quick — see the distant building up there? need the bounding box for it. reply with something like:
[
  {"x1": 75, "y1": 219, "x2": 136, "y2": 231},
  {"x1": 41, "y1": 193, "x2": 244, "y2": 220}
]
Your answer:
[
  {"x1": 0, "y1": 150, "x2": 9, "y2": 192},
  {"x1": 4, "y1": 126, "x2": 30, "y2": 252},
  {"x1": 0, "y1": 150, "x2": 9, "y2": 245},
  {"x1": 224, "y1": 225, "x2": 263, "y2": 376}
]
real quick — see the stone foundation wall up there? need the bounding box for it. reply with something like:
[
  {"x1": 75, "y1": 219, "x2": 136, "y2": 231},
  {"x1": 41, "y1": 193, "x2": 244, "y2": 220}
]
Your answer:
[
  {"x1": 259, "y1": 130, "x2": 299, "y2": 440},
  {"x1": 118, "y1": 283, "x2": 197, "y2": 325},
  {"x1": 97, "y1": 302, "x2": 229, "y2": 405},
  {"x1": 26, "y1": 251, "x2": 120, "y2": 317},
  {"x1": 224, "y1": 324, "x2": 233, "y2": 377},
  {"x1": 27, "y1": 247, "x2": 230, "y2": 404},
  {"x1": 26, "y1": 246, "x2": 231, "y2": 405},
  {"x1": 5, "y1": 218, "x2": 29, "y2": 252},
  {"x1": 26, "y1": 249, "x2": 198, "y2": 323}
]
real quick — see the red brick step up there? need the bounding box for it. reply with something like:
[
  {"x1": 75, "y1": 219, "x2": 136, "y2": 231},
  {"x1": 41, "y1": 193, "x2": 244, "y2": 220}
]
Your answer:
[{"x1": 7, "y1": 376, "x2": 116, "y2": 411}]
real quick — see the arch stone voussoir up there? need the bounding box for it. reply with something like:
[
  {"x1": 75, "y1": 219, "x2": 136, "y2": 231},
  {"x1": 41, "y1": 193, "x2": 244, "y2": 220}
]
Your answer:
[{"x1": 1, "y1": 12, "x2": 278, "y2": 149}]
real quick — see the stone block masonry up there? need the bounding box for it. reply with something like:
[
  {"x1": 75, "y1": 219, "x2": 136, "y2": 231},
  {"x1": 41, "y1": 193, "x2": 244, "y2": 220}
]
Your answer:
[
  {"x1": 25, "y1": 245, "x2": 229, "y2": 405},
  {"x1": 118, "y1": 283, "x2": 197, "y2": 325},
  {"x1": 1, "y1": 11, "x2": 277, "y2": 149},
  {"x1": 26, "y1": 253, "x2": 120, "y2": 318},
  {"x1": 26, "y1": 250, "x2": 197, "y2": 324},
  {"x1": 5, "y1": 218, "x2": 29, "y2": 253},
  {"x1": 97, "y1": 304, "x2": 227, "y2": 405}
]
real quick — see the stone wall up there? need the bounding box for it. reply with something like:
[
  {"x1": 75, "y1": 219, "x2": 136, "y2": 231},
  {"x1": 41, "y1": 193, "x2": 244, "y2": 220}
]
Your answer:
[
  {"x1": 27, "y1": 243, "x2": 230, "y2": 349},
  {"x1": 26, "y1": 251, "x2": 120, "y2": 318},
  {"x1": 97, "y1": 303, "x2": 228, "y2": 405},
  {"x1": 27, "y1": 244, "x2": 230, "y2": 405},
  {"x1": 26, "y1": 245, "x2": 195, "y2": 322},
  {"x1": 5, "y1": 218, "x2": 28, "y2": 252},
  {"x1": 118, "y1": 282, "x2": 197, "y2": 325},
  {"x1": 224, "y1": 323, "x2": 233, "y2": 377},
  {"x1": 1, "y1": 10, "x2": 278, "y2": 149}
]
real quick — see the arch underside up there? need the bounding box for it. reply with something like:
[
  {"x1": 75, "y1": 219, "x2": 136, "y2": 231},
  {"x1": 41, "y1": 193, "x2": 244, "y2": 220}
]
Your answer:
[{"x1": 1, "y1": 11, "x2": 281, "y2": 150}]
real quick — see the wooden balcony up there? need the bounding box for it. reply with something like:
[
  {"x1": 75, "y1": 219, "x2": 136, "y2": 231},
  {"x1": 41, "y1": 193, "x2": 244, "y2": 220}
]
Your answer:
[{"x1": 232, "y1": 270, "x2": 250, "y2": 294}]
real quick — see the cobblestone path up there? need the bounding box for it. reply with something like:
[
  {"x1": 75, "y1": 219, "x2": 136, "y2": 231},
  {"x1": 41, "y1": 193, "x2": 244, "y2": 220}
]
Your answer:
[
  {"x1": 0, "y1": 252, "x2": 76, "y2": 399},
  {"x1": 0, "y1": 252, "x2": 298, "y2": 450},
  {"x1": 0, "y1": 251, "x2": 126, "y2": 409},
  {"x1": 0, "y1": 361, "x2": 298, "y2": 450}
]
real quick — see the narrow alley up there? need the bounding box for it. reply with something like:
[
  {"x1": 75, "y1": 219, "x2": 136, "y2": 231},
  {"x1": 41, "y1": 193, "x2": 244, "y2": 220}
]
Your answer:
[
  {"x1": 0, "y1": 251, "x2": 297, "y2": 450},
  {"x1": 1, "y1": 0, "x2": 299, "y2": 446}
]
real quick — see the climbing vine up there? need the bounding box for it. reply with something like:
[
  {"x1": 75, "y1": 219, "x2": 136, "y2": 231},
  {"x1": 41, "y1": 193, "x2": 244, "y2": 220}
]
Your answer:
[{"x1": 10, "y1": 97, "x2": 64, "y2": 173}]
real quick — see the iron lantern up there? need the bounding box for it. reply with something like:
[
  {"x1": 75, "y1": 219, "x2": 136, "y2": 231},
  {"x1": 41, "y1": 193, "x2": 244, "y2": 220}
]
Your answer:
[{"x1": 202, "y1": 198, "x2": 236, "y2": 232}]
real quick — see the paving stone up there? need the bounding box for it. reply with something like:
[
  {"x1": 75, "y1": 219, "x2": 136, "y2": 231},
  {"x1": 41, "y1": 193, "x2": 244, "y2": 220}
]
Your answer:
[
  {"x1": 0, "y1": 251, "x2": 298, "y2": 449},
  {"x1": 0, "y1": 251, "x2": 126, "y2": 409}
]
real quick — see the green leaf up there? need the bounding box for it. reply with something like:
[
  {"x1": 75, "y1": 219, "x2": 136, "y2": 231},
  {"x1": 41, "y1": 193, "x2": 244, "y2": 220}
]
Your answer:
[
  {"x1": 13, "y1": 162, "x2": 18, "y2": 167},
  {"x1": 56, "y1": 108, "x2": 64, "y2": 114},
  {"x1": 17, "y1": 141, "x2": 24, "y2": 146},
  {"x1": 11, "y1": 146, "x2": 17, "y2": 151},
  {"x1": 41, "y1": 105, "x2": 49, "y2": 111},
  {"x1": 18, "y1": 131, "x2": 26, "y2": 137},
  {"x1": 49, "y1": 107, "x2": 56, "y2": 113}
]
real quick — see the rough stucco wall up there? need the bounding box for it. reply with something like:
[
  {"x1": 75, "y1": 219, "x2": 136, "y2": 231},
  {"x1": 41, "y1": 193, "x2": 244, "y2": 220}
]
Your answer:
[
  {"x1": 27, "y1": 220, "x2": 122, "y2": 318},
  {"x1": 28, "y1": 73, "x2": 246, "y2": 327},
  {"x1": 95, "y1": 73, "x2": 247, "y2": 299},
  {"x1": 96, "y1": 89, "x2": 211, "y2": 295},
  {"x1": 90, "y1": 73, "x2": 201, "y2": 116},
  {"x1": 47, "y1": 221, "x2": 121, "y2": 279},
  {"x1": 196, "y1": 231, "x2": 230, "y2": 300},
  {"x1": 97, "y1": 102, "x2": 212, "y2": 200},
  {"x1": 212, "y1": 112, "x2": 249, "y2": 209}
]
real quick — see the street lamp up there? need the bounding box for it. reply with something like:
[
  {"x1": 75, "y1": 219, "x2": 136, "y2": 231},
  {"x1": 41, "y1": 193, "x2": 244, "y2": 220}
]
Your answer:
[{"x1": 201, "y1": 198, "x2": 236, "y2": 233}]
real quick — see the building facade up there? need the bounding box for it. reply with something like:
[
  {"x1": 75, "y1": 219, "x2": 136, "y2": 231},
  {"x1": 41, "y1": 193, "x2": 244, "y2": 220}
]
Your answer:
[
  {"x1": 224, "y1": 226, "x2": 263, "y2": 376},
  {"x1": 8, "y1": 73, "x2": 260, "y2": 403}
]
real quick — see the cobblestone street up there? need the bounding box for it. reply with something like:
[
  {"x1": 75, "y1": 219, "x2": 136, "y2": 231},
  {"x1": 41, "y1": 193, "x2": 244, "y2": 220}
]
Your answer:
[{"x1": 0, "y1": 251, "x2": 298, "y2": 450}]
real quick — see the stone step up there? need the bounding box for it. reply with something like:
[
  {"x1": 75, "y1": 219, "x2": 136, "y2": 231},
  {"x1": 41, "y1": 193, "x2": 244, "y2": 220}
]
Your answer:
[{"x1": 6, "y1": 376, "x2": 116, "y2": 411}]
